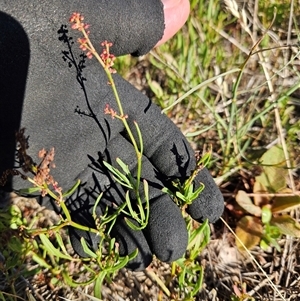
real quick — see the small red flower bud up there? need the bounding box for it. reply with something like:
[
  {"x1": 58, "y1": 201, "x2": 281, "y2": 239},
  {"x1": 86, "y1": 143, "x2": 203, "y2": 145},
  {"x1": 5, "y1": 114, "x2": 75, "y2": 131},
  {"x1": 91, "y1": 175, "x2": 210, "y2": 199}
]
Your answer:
[
  {"x1": 104, "y1": 104, "x2": 117, "y2": 118},
  {"x1": 86, "y1": 51, "x2": 93, "y2": 59}
]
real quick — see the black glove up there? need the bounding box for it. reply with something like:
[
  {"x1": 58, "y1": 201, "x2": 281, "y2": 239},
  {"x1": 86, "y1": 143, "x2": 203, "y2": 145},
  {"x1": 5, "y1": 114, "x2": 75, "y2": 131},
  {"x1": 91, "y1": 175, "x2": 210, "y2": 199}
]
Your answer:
[{"x1": 0, "y1": 0, "x2": 224, "y2": 271}]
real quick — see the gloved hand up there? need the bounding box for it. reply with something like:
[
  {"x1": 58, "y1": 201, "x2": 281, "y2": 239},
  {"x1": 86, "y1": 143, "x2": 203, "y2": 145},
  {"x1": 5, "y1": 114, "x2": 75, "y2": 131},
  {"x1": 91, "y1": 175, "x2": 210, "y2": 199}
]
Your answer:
[{"x1": 0, "y1": 0, "x2": 224, "y2": 271}]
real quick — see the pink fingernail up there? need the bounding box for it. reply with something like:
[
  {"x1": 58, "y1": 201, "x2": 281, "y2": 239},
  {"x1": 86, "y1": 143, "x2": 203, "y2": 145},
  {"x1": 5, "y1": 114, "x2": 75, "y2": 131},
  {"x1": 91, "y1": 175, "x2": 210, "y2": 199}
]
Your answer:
[{"x1": 161, "y1": 0, "x2": 181, "y2": 9}]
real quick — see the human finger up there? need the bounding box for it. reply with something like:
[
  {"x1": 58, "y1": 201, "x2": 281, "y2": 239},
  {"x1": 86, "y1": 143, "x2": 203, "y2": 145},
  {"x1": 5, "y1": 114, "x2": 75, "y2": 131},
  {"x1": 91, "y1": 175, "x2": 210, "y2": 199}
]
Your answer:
[{"x1": 156, "y1": 0, "x2": 190, "y2": 46}]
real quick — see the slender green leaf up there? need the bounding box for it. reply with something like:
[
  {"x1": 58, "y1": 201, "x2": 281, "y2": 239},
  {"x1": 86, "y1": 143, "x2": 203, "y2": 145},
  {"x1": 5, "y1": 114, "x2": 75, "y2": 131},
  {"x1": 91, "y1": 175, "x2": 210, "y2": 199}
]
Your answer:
[
  {"x1": 92, "y1": 192, "x2": 103, "y2": 218},
  {"x1": 124, "y1": 217, "x2": 142, "y2": 231},
  {"x1": 187, "y1": 219, "x2": 208, "y2": 250},
  {"x1": 115, "y1": 158, "x2": 137, "y2": 188},
  {"x1": 192, "y1": 266, "x2": 204, "y2": 296},
  {"x1": 80, "y1": 263, "x2": 98, "y2": 275},
  {"x1": 62, "y1": 270, "x2": 95, "y2": 288},
  {"x1": 30, "y1": 252, "x2": 52, "y2": 270},
  {"x1": 39, "y1": 233, "x2": 73, "y2": 260},
  {"x1": 127, "y1": 248, "x2": 139, "y2": 261},
  {"x1": 80, "y1": 237, "x2": 98, "y2": 259},
  {"x1": 134, "y1": 121, "x2": 144, "y2": 155},
  {"x1": 18, "y1": 186, "x2": 42, "y2": 195},
  {"x1": 176, "y1": 191, "x2": 187, "y2": 202},
  {"x1": 161, "y1": 68, "x2": 240, "y2": 113},
  {"x1": 186, "y1": 123, "x2": 216, "y2": 137},
  {"x1": 116, "y1": 157, "x2": 130, "y2": 174},
  {"x1": 189, "y1": 183, "x2": 205, "y2": 202},
  {"x1": 162, "y1": 187, "x2": 174, "y2": 196},
  {"x1": 102, "y1": 161, "x2": 132, "y2": 188},
  {"x1": 110, "y1": 256, "x2": 130, "y2": 272},
  {"x1": 55, "y1": 232, "x2": 70, "y2": 256},
  {"x1": 178, "y1": 265, "x2": 186, "y2": 286},
  {"x1": 94, "y1": 271, "x2": 107, "y2": 299},
  {"x1": 125, "y1": 191, "x2": 138, "y2": 220},
  {"x1": 143, "y1": 179, "x2": 149, "y2": 205},
  {"x1": 62, "y1": 179, "x2": 81, "y2": 198},
  {"x1": 187, "y1": 219, "x2": 209, "y2": 251}
]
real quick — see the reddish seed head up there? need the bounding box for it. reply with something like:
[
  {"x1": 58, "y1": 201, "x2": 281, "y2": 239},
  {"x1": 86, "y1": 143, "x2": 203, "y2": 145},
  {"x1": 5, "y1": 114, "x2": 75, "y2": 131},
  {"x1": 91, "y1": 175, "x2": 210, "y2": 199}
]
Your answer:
[
  {"x1": 104, "y1": 104, "x2": 117, "y2": 118},
  {"x1": 86, "y1": 51, "x2": 93, "y2": 59},
  {"x1": 69, "y1": 13, "x2": 116, "y2": 70},
  {"x1": 69, "y1": 12, "x2": 88, "y2": 32},
  {"x1": 69, "y1": 12, "x2": 82, "y2": 23}
]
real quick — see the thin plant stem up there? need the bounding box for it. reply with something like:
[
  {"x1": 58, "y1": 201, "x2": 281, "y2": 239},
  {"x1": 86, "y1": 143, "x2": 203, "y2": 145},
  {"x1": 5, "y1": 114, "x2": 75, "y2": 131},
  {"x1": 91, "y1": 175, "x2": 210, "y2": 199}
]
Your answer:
[
  {"x1": 70, "y1": 14, "x2": 149, "y2": 228},
  {"x1": 78, "y1": 20, "x2": 143, "y2": 195}
]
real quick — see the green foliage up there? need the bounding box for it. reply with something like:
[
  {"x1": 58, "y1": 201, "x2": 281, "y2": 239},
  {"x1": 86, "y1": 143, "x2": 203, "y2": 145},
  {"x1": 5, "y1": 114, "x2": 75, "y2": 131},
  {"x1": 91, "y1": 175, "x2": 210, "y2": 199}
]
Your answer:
[
  {"x1": 174, "y1": 219, "x2": 210, "y2": 299},
  {"x1": 102, "y1": 158, "x2": 150, "y2": 230},
  {"x1": 144, "y1": 0, "x2": 300, "y2": 187}
]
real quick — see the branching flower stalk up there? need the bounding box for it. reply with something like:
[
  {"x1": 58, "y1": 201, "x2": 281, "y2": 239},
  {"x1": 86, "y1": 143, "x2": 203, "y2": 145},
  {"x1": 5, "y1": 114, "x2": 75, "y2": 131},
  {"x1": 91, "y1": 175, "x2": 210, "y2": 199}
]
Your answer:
[
  {"x1": 25, "y1": 172, "x2": 100, "y2": 236},
  {"x1": 13, "y1": 136, "x2": 101, "y2": 235},
  {"x1": 69, "y1": 13, "x2": 148, "y2": 229}
]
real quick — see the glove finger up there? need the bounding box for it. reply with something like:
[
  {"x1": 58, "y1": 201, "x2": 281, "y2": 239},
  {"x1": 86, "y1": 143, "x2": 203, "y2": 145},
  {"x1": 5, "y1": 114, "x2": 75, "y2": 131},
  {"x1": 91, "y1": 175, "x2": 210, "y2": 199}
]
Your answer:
[
  {"x1": 145, "y1": 195, "x2": 188, "y2": 262},
  {"x1": 157, "y1": 0, "x2": 190, "y2": 46}
]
